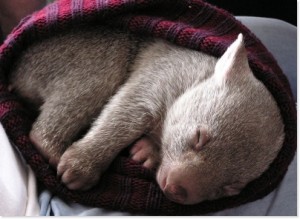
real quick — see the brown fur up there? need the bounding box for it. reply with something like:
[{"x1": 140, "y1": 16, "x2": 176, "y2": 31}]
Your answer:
[{"x1": 9, "y1": 27, "x2": 284, "y2": 204}]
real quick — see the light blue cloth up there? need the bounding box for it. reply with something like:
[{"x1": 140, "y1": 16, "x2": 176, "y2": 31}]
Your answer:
[
  {"x1": 39, "y1": 190, "x2": 129, "y2": 216},
  {"x1": 39, "y1": 17, "x2": 297, "y2": 216}
]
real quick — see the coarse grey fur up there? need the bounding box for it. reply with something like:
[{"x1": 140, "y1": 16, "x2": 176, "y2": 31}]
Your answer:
[{"x1": 9, "y1": 26, "x2": 284, "y2": 205}]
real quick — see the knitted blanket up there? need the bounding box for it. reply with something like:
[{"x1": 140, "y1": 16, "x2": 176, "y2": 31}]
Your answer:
[{"x1": 0, "y1": 0, "x2": 296, "y2": 215}]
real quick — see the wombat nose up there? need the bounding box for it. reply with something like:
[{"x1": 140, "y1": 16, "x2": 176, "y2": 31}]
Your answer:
[{"x1": 164, "y1": 184, "x2": 187, "y2": 203}]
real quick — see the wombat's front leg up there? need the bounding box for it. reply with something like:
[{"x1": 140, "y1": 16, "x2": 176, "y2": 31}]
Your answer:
[
  {"x1": 30, "y1": 87, "x2": 109, "y2": 166},
  {"x1": 57, "y1": 83, "x2": 156, "y2": 190}
]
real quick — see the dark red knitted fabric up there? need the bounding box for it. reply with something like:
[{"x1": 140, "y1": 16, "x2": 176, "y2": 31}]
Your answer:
[{"x1": 0, "y1": 0, "x2": 296, "y2": 215}]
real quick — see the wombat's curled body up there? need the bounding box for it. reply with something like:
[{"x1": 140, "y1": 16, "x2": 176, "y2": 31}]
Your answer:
[{"x1": 9, "y1": 26, "x2": 284, "y2": 205}]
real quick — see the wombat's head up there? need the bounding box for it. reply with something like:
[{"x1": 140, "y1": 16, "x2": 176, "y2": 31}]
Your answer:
[{"x1": 157, "y1": 34, "x2": 284, "y2": 205}]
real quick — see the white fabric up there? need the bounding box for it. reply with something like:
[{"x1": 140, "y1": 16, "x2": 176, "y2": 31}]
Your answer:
[{"x1": 0, "y1": 123, "x2": 40, "y2": 216}]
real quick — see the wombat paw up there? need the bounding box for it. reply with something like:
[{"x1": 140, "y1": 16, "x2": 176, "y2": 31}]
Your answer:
[
  {"x1": 129, "y1": 136, "x2": 159, "y2": 170},
  {"x1": 57, "y1": 146, "x2": 101, "y2": 190}
]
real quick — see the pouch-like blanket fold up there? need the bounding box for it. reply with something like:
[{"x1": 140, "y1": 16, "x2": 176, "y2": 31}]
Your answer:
[{"x1": 0, "y1": 0, "x2": 296, "y2": 215}]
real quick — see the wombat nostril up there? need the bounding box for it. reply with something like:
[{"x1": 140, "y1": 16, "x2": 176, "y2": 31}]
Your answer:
[{"x1": 164, "y1": 184, "x2": 187, "y2": 203}]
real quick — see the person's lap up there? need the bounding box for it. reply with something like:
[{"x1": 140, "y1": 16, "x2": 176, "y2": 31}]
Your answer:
[
  {"x1": 0, "y1": 14, "x2": 296, "y2": 216},
  {"x1": 237, "y1": 16, "x2": 297, "y2": 99}
]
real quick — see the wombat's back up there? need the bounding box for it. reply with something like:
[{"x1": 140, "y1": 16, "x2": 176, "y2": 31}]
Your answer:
[{"x1": 9, "y1": 25, "x2": 141, "y2": 106}]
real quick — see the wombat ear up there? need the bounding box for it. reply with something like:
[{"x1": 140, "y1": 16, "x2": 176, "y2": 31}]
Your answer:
[
  {"x1": 214, "y1": 33, "x2": 251, "y2": 83},
  {"x1": 223, "y1": 181, "x2": 247, "y2": 196},
  {"x1": 192, "y1": 127, "x2": 210, "y2": 151}
]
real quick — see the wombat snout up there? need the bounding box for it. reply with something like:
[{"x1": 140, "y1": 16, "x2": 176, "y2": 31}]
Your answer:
[
  {"x1": 164, "y1": 184, "x2": 188, "y2": 204},
  {"x1": 157, "y1": 165, "x2": 192, "y2": 204}
]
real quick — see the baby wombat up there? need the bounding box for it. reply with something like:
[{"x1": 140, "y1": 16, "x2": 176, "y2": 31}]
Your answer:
[{"x1": 9, "y1": 26, "x2": 284, "y2": 205}]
